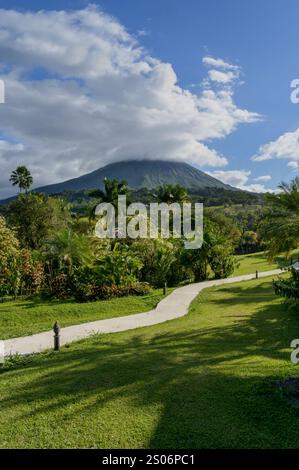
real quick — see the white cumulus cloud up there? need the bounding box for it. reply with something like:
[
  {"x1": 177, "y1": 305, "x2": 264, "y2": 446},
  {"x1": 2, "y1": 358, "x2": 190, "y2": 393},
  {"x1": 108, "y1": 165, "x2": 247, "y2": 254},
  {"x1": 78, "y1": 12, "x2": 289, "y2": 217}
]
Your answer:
[
  {"x1": 208, "y1": 169, "x2": 271, "y2": 192},
  {"x1": 0, "y1": 6, "x2": 260, "y2": 197},
  {"x1": 202, "y1": 56, "x2": 240, "y2": 71},
  {"x1": 254, "y1": 175, "x2": 272, "y2": 182},
  {"x1": 288, "y1": 161, "x2": 299, "y2": 169},
  {"x1": 208, "y1": 70, "x2": 237, "y2": 83},
  {"x1": 253, "y1": 128, "x2": 299, "y2": 163}
]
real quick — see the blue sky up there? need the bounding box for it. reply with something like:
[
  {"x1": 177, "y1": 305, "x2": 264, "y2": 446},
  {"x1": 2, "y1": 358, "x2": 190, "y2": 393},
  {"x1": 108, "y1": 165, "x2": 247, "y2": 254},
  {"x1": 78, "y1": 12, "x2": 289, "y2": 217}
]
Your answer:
[{"x1": 0, "y1": 0, "x2": 299, "y2": 195}]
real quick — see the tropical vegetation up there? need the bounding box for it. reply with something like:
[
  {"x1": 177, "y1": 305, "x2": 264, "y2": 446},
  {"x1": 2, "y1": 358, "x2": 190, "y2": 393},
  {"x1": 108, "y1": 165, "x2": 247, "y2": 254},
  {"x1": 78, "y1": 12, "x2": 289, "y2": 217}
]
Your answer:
[{"x1": 1, "y1": 166, "x2": 298, "y2": 309}]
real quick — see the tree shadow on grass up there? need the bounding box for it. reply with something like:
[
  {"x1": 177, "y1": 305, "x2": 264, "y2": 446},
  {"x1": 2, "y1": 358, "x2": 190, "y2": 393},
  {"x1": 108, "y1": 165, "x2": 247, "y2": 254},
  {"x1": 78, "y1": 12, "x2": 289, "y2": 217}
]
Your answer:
[
  {"x1": 1, "y1": 284, "x2": 299, "y2": 448},
  {"x1": 211, "y1": 279, "x2": 281, "y2": 303}
]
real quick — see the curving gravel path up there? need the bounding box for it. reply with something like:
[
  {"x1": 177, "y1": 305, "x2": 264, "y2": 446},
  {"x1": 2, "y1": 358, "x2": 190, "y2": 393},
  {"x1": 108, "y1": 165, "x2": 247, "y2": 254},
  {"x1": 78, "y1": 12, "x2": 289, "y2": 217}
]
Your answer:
[{"x1": 3, "y1": 269, "x2": 283, "y2": 357}]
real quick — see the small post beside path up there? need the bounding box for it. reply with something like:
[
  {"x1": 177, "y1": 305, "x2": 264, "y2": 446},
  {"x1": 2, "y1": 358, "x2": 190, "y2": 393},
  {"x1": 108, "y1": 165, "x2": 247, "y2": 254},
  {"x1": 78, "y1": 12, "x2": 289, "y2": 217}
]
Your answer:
[
  {"x1": 163, "y1": 281, "x2": 167, "y2": 296},
  {"x1": 256, "y1": 270, "x2": 259, "y2": 279},
  {"x1": 53, "y1": 321, "x2": 60, "y2": 351}
]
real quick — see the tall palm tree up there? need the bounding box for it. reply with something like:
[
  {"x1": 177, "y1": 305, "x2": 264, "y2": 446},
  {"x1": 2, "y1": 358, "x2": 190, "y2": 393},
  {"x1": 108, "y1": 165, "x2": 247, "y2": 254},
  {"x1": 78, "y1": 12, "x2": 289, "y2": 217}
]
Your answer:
[
  {"x1": 89, "y1": 177, "x2": 130, "y2": 220},
  {"x1": 10, "y1": 166, "x2": 33, "y2": 193},
  {"x1": 155, "y1": 184, "x2": 190, "y2": 204},
  {"x1": 261, "y1": 177, "x2": 299, "y2": 258}
]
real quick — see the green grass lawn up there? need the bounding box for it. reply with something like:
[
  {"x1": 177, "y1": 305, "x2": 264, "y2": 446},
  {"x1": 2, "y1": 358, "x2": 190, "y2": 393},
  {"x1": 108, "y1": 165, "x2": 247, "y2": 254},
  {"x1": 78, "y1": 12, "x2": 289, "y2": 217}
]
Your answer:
[
  {"x1": 1, "y1": 275, "x2": 299, "y2": 448},
  {"x1": 234, "y1": 249, "x2": 299, "y2": 276},
  {"x1": 0, "y1": 289, "x2": 168, "y2": 340}
]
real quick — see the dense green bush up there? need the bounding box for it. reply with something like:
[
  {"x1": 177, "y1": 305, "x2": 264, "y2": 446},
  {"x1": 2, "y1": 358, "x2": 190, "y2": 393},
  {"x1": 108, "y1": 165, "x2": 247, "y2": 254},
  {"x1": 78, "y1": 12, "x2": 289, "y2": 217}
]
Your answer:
[
  {"x1": 19, "y1": 249, "x2": 44, "y2": 296},
  {"x1": 7, "y1": 193, "x2": 71, "y2": 249},
  {"x1": 208, "y1": 246, "x2": 236, "y2": 279},
  {"x1": 273, "y1": 269, "x2": 299, "y2": 305},
  {"x1": 71, "y1": 252, "x2": 149, "y2": 301},
  {"x1": 73, "y1": 281, "x2": 151, "y2": 302},
  {"x1": 0, "y1": 217, "x2": 21, "y2": 297},
  {"x1": 95, "y1": 244, "x2": 143, "y2": 286},
  {"x1": 43, "y1": 273, "x2": 72, "y2": 299},
  {"x1": 182, "y1": 219, "x2": 237, "y2": 281},
  {"x1": 132, "y1": 239, "x2": 185, "y2": 287}
]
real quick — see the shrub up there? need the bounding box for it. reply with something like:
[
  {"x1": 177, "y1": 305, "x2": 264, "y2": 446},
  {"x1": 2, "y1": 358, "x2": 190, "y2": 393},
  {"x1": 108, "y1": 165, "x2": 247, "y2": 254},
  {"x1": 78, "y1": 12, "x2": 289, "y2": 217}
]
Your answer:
[
  {"x1": 73, "y1": 281, "x2": 151, "y2": 302},
  {"x1": 208, "y1": 246, "x2": 236, "y2": 279},
  {"x1": 129, "y1": 282, "x2": 152, "y2": 296},
  {"x1": 0, "y1": 216, "x2": 21, "y2": 297},
  {"x1": 19, "y1": 249, "x2": 44, "y2": 295},
  {"x1": 43, "y1": 273, "x2": 72, "y2": 299},
  {"x1": 7, "y1": 193, "x2": 71, "y2": 249},
  {"x1": 96, "y1": 244, "x2": 143, "y2": 286},
  {"x1": 132, "y1": 239, "x2": 182, "y2": 287},
  {"x1": 71, "y1": 262, "x2": 151, "y2": 301},
  {"x1": 273, "y1": 269, "x2": 299, "y2": 305}
]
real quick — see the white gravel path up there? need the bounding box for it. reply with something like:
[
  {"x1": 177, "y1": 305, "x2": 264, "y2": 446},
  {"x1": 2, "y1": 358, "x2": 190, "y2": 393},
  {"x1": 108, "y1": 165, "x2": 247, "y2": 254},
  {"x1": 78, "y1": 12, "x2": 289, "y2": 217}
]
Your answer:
[{"x1": 3, "y1": 269, "x2": 283, "y2": 357}]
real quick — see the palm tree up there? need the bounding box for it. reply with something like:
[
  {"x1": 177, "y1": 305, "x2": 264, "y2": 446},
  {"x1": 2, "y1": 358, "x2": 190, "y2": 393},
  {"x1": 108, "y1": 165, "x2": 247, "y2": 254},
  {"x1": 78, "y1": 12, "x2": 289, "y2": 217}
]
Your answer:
[
  {"x1": 261, "y1": 177, "x2": 299, "y2": 258},
  {"x1": 46, "y1": 229, "x2": 93, "y2": 276},
  {"x1": 89, "y1": 177, "x2": 130, "y2": 220},
  {"x1": 10, "y1": 166, "x2": 33, "y2": 193},
  {"x1": 155, "y1": 184, "x2": 190, "y2": 204}
]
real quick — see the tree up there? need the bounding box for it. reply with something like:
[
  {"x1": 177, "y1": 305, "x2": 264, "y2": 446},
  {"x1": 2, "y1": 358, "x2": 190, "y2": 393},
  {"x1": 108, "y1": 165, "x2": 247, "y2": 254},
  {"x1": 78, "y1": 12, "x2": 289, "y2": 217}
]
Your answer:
[
  {"x1": 19, "y1": 249, "x2": 44, "y2": 296},
  {"x1": 7, "y1": 193, "x2": 71, "y2": 249},
  {"x1": 9, "y1": 166, "x2": 33, "y2": 193},
  {"x1": 89, "y1": 177, "x2": 131, "y2": 220},
  {"x1": 155, "y1": 184, "x2": 190, "y2": 204},
  {"x1": 132, "y1": 238, "x2": 179, "y2": 287},
  {"x1": 273, "y1": 268, "x2": 299, "y2": 305},
  {"x1": 205, "y1": 207, "x2": 242, "y2": 248},
  {"x1": 261, "y1": 177, "x2": 299, "y2": 258},
  {"x1": 183, "y1": 218, "x2": 237, "y2": 281},
  {"x1": 45, "y1": 229, "x2": 93, "y2": 276},
  {"x1": 238, "y1": 230, "x2": 260, "y2": 254},
  {"x1": 95, "y1": 243, "x2": 143, "y2": 286},
  {"x1": 0, "y1": 216, "x2": 20, "y2": 297}
]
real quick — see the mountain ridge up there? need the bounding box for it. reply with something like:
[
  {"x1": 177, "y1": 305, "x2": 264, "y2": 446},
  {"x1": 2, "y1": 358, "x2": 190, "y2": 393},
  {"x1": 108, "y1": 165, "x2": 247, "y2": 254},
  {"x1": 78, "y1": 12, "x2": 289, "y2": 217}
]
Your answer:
[
  {"x1": 34, "y1": 160, "x2": 234, "y2": 194},
  {"x1": 0, "y1": 160, "x2": 240, "y2": 205}
]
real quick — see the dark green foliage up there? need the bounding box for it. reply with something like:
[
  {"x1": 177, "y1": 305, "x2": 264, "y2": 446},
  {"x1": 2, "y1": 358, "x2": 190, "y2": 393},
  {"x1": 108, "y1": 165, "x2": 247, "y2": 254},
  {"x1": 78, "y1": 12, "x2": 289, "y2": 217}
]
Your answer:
[
  {"x1": 155, "y1": 184, "x2": 190, "y2": 203},
  {"x1": 9, "y1": 166, "x2": 33, "y2": 193},
  {"x1": 95, "y1": 244, "x2": 143, "y2": 285},
  {"x1": 132, "y1": 239, "x2": 187, "y2": 287},
  {"x1": 18, "y1": 249, "x2": 44, "y2": 296},
  {"x1": 73, "y1": 281, "x2": 151, "y2": 302},
  {"x1": 188, "y1": 186, "x2": 264, "y2": 206},
  {"x1": 88, "y1": 177, "x2": 131, "y2": 220},
  {"x1": 70, "y1": 246, "x2": 147, "y2": 301},
  {"x1": 6, "y1": 193, "x2": 71, "y2": 249},
  {"x1": 273, "y1": 269, "x2": 299, "y2": 304},
  {"x1": 183, "y1": 218, "x2": 237, "y2": 281},
  {"x1": 208, "y1": 246, "x2": 236, "y2": 279},
  {"x1": 237, "y1": 230, "x2": 263, "y2": 254},
  {"x1": 0, "y1": 216, "x2": 20, "y2": 297},
  {"x1": 42, "y1": 273, "x2": 72, "y2": 300},
  {"x1": 261, "y1": 178, "x2": 299, "y2": 258}
]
